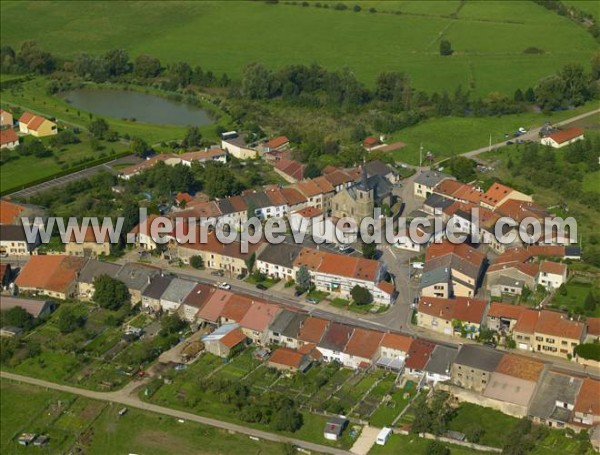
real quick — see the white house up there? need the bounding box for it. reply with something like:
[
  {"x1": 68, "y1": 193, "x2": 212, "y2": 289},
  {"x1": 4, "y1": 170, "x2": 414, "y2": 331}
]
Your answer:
[
  {"x1": 179, "y1": 148, "x2": 227, "y2": 165},
  {"x1": 537, "y1": 261, "x2": 567, "y2": 291},
  {"x1": 221, "y1": 132, "x2": 258, "y2": 160},
  {"x1": 0, "y1": 129, "x2": 19, "y2": 150},
  {"x1": 541, "y1": 127, "x2": 584, "y2": 149}
]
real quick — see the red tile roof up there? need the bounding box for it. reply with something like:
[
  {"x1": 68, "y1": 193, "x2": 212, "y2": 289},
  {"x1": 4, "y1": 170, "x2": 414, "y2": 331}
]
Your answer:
[
  {"x1": 176, "y1": 192, "x2": 193, "y2": 204},
  {"x1": 0, "y1": 199, "x2": 25, "y2": 224},
  {"x1": 220, "y1": 295, "x2": 252, "y2": 322},
  {"x1": 495, "y1": 353, "x2": 544, "y2": 381},
  {"x1": 0, "y1": 129, "x2": 18, "y2": 146},
  {"x1": 546, "y1": 127, "x2": 584, "y2": 145},
  {"x1": 405, "y1": 339, "x2": 435, "y2": 370},
  {"x1": 539, "y1": 260, "x2": 567, "y2": 276},
  {"x1": 377, "y1": 280, "x2": 395, "y2": 295},
  {"x1": 344, "y1": 328, "x2": 383, "y2": 359},
  {"x1": 297, "y1": 316, "x2": 329, "y2": 343},
  {"x1": 179, "y1": 148, "x2": 226, "y2": 161},
  {"x1": 239, "y1": 301, "x2": 280, "y2": 332},
  {"x1": 183, "y1": 283, "x2": 213, "y2": 309},
  {"x1": 586, "y1": 317, "x2": 600, "y2": 337},
  {"x1": 18, "y1": 112, "x2": 35, "y2": 124},
  {"x1": 268, "y1": 347, "x2": 306, "y2": 369},
  {"x1": 220, "y1": 328, "x2": 247, "y2": 348},
  {"x1": 293, "y1": 207, "x2": 322, "y2": 219},
  {"x1": 418, "y1": 296, "x2": 486, "y2": 324},
  {"x1": 488, "y1": 302, "x2": 525, "y2": 320},
  {"x1": 481, "y1": 183, "x2": 518, "y2": 206},
  {"x1": 363, "y1": 136, "x2": 380, "y2": 148},
  {"x1": 274, "y1": 158, "x2": 304, "y2": 181},
  {"x1": 264, "y1": 136, "x2": 289, "y2": 149},
  {"x1": 535, "y1": 310, "x2": 584, "y2": 340},
  {"x1": 312, "y1": 176, "x2": 335, "y2": 193},
  {"x1": 513, "y1": 309, "x2": 540, "y2": 334},
  {"x1": 15, "y1": 255, "x2": 86, "y2": 294},
  {"x1": 380, "y1": 333, "x2": 413, "y2": 353},
  {"x1": 573, "y1": 378, "x2": 600, "y2": 418},
  {"x1": 196, "y1": 289, "x2": 232, "y2": 323}
]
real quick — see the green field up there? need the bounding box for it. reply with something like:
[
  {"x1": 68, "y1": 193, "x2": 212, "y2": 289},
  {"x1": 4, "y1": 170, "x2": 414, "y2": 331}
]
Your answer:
[
  {"x1": 550, "y1": 279, "x2": 600, "y2": 317},
  {"x1": 389, "y1": 103, "x2": 598, "y2": 164},
  {"x1": 1, "y1": 1, "x2": 596, "y2": 96},
  {"x1": 0, "y1": 380, "x2": 292, "y2": 454}
]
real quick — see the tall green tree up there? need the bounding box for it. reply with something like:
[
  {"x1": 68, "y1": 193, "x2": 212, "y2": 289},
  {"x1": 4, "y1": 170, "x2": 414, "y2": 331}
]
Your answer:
[
  {"x1": 93, "y1": 275, "x2": 130, "y2": 310},
  {"x1": 295, "y1": 265, "x2": 311, "y2": 291}
]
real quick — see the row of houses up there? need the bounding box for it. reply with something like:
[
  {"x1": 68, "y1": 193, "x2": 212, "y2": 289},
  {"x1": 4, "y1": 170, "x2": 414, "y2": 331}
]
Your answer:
[
  {"x1": 446, "y1": 344, "x2": 599, "y2": 431},
  {"x1": 0, "y1": 109, "x2": 57, "y2": 150},
  {"x1": 7, "y1": 254, "x2": 599, "y2": 433}
]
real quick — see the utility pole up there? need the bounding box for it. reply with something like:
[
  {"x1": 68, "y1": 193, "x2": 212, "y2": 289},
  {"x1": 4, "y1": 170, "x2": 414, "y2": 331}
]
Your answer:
[
  {"x1": 489, "y1": 133, "x2": 492, "y2": 152},
  {"x1": 419, "y1": 143, "x2": 423, "y2": 168}
]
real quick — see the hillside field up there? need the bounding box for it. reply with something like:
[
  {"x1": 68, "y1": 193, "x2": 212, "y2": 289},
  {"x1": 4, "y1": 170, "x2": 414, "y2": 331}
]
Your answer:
[{"x1": 1, "y1": 0, "x2": 597, "y2": 96}]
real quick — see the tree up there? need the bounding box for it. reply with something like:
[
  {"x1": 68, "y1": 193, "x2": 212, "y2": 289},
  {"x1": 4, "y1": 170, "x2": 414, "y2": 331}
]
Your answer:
[
  {"x1": 362, "y1": 242, "x2": 377, "y2": 259},
  {"x1": 439, "y1": 39, "x2": 453, "y2": 56},
  {"x1": 182, "y1": 126, "x2": 202, "y2": 149},
  {"x1": 353, "y1": 4, "x2": 361, "y2": 12},
  {"x1": 0, "y1": 307, "x2": 34, "y2": 330},
  {"x1": 535, "y1": 75, "x2": 566, "y2": 111},
  {"x1": 160, "y1": 313, "x2": 186, "y2": 336},
  {"x1": 93, "y1": 274, "x2": 130, "y2": 310},
  {"x1": 130, "y1": 137, "x2": 152, "y2": 158},
  {"x1": 426, "y1": 441, "x2": 450, "y2": 455},
  {"x1": 514, "y1": 88, "x2": 524, "y2": 102},
  {"x1": 448, "y1": 156, "x2": 477, "y2": 182},
  {"x1": 558, "y1": 283, "x2": 568, "y2": 296},
  {"x1": 574, "y1": 343, "x2": 600, "y2": 361},
  {"x1": 245, "y1": 252, "x2": 257, "y2": 274},
  {"x1": 351, "y1": 285, "x2": 372, "y2": 305},
  {"x1": 241, "y1": 63, "x2": 275, "y2": 99},
  {"x1": 134, "y1": 54, "x2": 161, "y2": 78},
  {"x1": 524, "y1": 87, "x2": 536, "y2": 103},
  {"x1": 190, "y1": 255, "x2": 204, "y2": 269},
  {"x1": 584, "y1": 292, "x2": 597, "y2": 312},
  {"x1": 89, "y1": 118, "x2": 109, "y2": 138},
  {"x1": 103, "y1": 48, "x2": 131, "y2": 77},
  {"x1": 465, "y1": 423, "x2": 485, "y2": 443},
  {"x1": 296, "y1": 265, "x2": 311, "y2": 292},
  {"x1": 303, "y1": 162, "x2": 321, "y2": 179},
  {"x1": 57, "y1": 306, "x2": 85, "y2": 334}
]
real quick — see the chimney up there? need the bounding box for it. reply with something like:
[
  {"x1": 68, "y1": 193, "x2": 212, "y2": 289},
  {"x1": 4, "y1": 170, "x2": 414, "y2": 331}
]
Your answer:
[{"x1": 147, "y1": 276, "x2": 151, "y2": 285}]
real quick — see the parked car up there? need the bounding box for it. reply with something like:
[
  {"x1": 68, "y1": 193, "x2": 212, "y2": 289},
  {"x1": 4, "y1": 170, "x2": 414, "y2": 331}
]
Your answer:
[
  {"x1": 484, "y1": 341, "x2": 497, "y2": 348},
  {"x1": 211, "y1": 270, "x2": 224, "y2": 277},
  {"x1": 256, "y1": 283, "x2": 267, "y2": 291},
  {"x1": 294, "y1": 289, "x2": 305, "y2": 297},
  {"x1": 306, "y1": 298, "x2": 318, "y2": 304},
  {"x1": 506, "y1": 140, "x2": 514, "y2": 145},
  {"x1": 217, "y1": 282, "x2": 231, "y2": 290},
  {"x1": 236, "y1": 273, "x2": 246, "y2": 280},
  {"x1": 338, "y1": 244, "x2": 352, "y2": 253}
]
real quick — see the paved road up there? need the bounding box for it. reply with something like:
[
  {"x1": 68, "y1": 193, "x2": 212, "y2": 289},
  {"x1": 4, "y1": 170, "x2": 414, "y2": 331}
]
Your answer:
[
  {"x1": 459, "y1": 108, "x2": 600, "y2": 161},
  {"x1": 0, "y1": 371, "x2": 349, "y2": 455},
  {"x1": 8, "y1": 155, "x2": 139, "y2": 199}
]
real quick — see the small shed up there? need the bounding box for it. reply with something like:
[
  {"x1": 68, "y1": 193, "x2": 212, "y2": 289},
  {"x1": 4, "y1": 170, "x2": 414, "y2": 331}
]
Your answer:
[{"x1": 323, "y1": 416, "x2": 348, "y2": 441}]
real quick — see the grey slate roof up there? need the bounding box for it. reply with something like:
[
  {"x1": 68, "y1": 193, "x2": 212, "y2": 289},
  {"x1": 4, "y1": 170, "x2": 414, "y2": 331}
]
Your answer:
[
  {"x1": 258, "y1": 243, "x2": 303, "y2": 269},
  {"x1": 424, "y1": 193, "x2": 454, "y2": 212},
  {"x1": 364, "y1": 160, "x2": 397, "y2": 179},
  {"x1": 269, "y1": 309, "x2": 300, "y2": 335},
  {"x1": 78, "y1": 259, "x2": 121, "y2": 284},
  {"x1": 419, "y1": 266, "x2": 451, "y2": 289},
  {"x1": 115, "y1": 263, "x2": 159, "y2": 292},
  {"x1": 494, "y1": 276, "x2": 525, "y2": 288},
  {"x1": 281, "y1": 313, "x2": 308, "y2": 339},
  {"x1": 453, "y1": 344, "x2": 504, "y2": 372},
  {"x1": 216, "y1": 198, "x2": 235, "y2": 215},
  {"x1": 414, "y1": 171, "x2": 453, "y2": 188},
  {"x1": 243, "y1": 192, "x2": 273, "y2": 209},
  {"x1": 142, "y1": 274, "x2": 173, "y2": 300},
  {"x1": 0, "y1": 225, "x2": 28, "y2": 241},
  {"x1": 529, "y1": 371, "x2": 583, "y2": 422},
  {"x1": 425, "y1": 345, "x2": 458, "y2": 376},
  {"x1": 161, "y1": 278, "x2": 197, "y2": 303}
]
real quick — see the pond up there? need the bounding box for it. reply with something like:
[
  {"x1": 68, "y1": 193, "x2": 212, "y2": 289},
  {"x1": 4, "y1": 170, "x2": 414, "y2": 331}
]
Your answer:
[{"x1": 60, "y1": 88, "x2": 214, "y2": 126}]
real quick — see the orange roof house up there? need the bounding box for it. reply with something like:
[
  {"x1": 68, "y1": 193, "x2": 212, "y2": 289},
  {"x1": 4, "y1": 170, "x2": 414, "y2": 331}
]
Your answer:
[
  {"x1": 15, "y1": 255, "x2": 86, "y2": 298},
  {"x1": 573, "y1": 378, "x2": 600, "y2": 426},
  {"x1": 480, "y1": 183, "x2": 532, "y2": 210},
  {"x1": 495, "y1": 353, "x2": 545, "y2": 382},
  {"x1": 18, "y1": 112, "x2": 57, "y2": 137},
  {"x1": 268, "y1": 347, "x2": 311, "y2": 372},
  {"x1": 541, "y1": 127, "x2": 585, "y2": 148},
  {"x1": 0, "y1": 129, "x2": 19, "y2": 149},
  {"x1": 0, "y1": 200, "x2": 25, "y2": 224},
  {"x1": 263, "y1": 136, "x2": 290, "y2": 151},
  {"x1": 297, "y1": 316, "x2": 329, "y2": 344},
  {"x1": 344, "y1": 328, "x2": 384, "y2": 364}
]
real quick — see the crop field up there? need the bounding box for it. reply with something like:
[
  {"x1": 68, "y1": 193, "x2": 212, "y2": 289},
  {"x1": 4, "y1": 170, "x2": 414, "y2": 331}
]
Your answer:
[
  {"x1": 1, "y1": 1, "x2": 597, "y2": 96},
  {"x1": 0, "y1": 380, "x2": 291, "y2": 455}
]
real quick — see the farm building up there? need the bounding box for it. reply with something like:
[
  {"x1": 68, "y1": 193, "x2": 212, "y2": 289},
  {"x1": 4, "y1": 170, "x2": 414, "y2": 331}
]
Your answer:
[{"x1": 540, "y1": 127, "x2": 584, "y2": 149}]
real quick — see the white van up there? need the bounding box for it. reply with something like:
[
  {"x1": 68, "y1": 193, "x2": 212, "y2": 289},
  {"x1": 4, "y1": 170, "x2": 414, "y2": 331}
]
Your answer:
[{"x1": 376, "y1": 427, "x2": 393, "y2": 445}]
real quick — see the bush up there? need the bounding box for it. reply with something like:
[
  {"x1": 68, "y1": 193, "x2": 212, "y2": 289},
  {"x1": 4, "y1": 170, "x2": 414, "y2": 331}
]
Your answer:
[
  {"x1": 189, "y1": 255, "x2": 204, "y2": 269},
  {"x1": 353, "y1": 4, "x2": 361, "y2": 12},
  {"x1": 439, "y1": 39, "x2": 453, "y2": 56},
  {"x1": 574, "y1": 343, "x2": 600, "y2": 361},
  {"x1": 351, "y1": 285, "x2": 372, "y2": 305},
  {"x1": 334, "y1": 2, "x2": 347, "y2": 10},
  {"x1": 523, "y1": 47, "x2": 544, "y2": 54}
]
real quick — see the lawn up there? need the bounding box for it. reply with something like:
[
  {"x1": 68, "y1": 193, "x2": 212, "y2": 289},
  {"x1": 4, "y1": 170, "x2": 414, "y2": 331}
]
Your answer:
[
  {"x1": 369, "y1": 432, "x2": 485, "y2": 455},
  {"x1": 1, "y1": 1, "x2": 596, "y2": 96},
  {"x1": 0, "y1": 130, "x2": 130, "y2": 193},
  {"x1": 389, "y1": 103, "x2": 598, "y2": 164},
  {"x1": 244, "y1": 274, "x2": 280, "y2": 289},
  {"x1": 306, "y1": 290, "x2": 330, "y2": 302},
  {"x1": 369, "y1": 381, "x2": 417, "y2": 427},
  {"x1": 550, "y1": 279, "x2": 600, "y2": 317},
  {"x1": 0, "y1": 380, "x2": 293, "y2": 455},
  {"x1": 446, "y1": 402, "x2": 520, "y2": 448}
]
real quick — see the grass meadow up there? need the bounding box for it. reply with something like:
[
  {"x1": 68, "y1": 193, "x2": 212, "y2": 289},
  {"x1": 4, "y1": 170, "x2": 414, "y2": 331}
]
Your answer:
[
  {"x1": 0, "y1": 380, "x2": 292, "y2": 455},
  {"x1": 0, "y1": 1, "x2": 597, "y2": 96}
]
